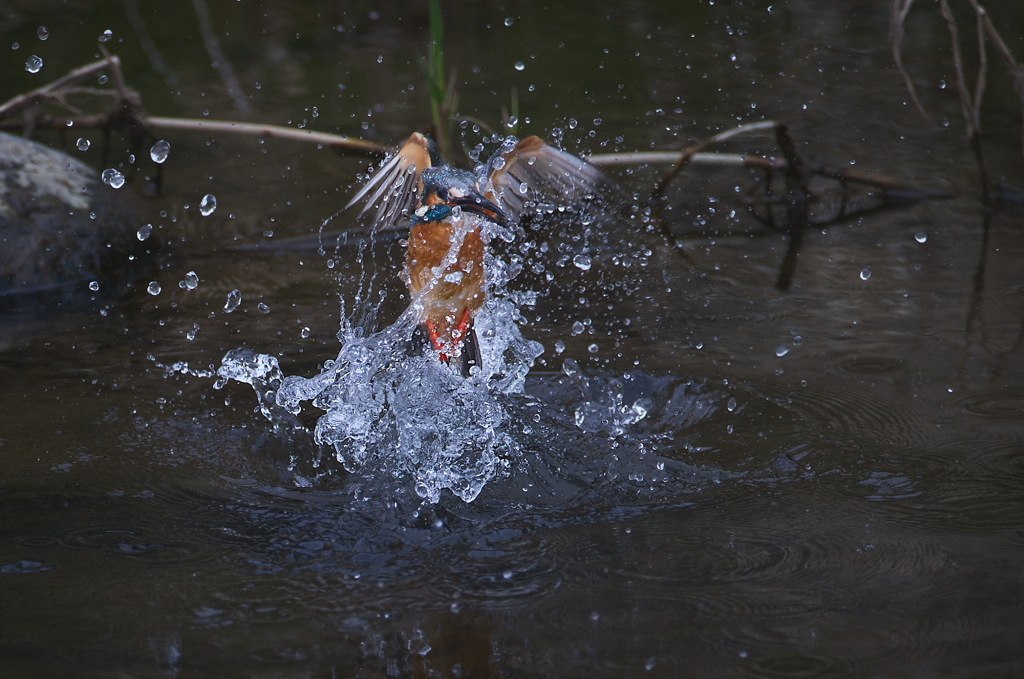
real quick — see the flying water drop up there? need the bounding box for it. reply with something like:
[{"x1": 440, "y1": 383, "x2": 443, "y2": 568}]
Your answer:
[
  {"x1": 573, "y1": 254, "x2": 592, "y2": 271},
  {"x1": 860, "y1": 266, "x2": 872, "y2": 281},
  {"x1": 200, "y1": 194, "x2": 217, "y2": 216},
  {"x1": 101, "y1": 168, "x2": 125, "y2": 189},
  {"x1": 150, "y1": 140, "x2": 170, "y2": 163},
  {"x1": 89, "y1": 281, "x2": 100, "y2": 291},
  {"x1": 37, "y1": 27, "x2": 49, "y2": 41},
  {"x1": 98, "y1": 29, "x2": 112, "y2": 42},
  {"x1": 914, "y1": 231, "x2": 927, "y2": 243},
  {"x1": 514, "y1": 61, "x2": 525, "y2": 71},
  {"x1": 775, "y1": 345, "x2": 789, "y2": 357},
  {"x1": 224, "y1": 289, "x2": 241, "y2": 313},
  {"x1": 137, "y1": 223, "x2": 153, "y2": 241},
  {"x1": 25, "y1": 55, "x2": 42, "y2": 73},
  {"x1": 76, "y1": 138, "x2": 90, "y2": 151},
  {"x1": 181, "y1": 271, "x2": 199, "y2": 290},
  {"x1": 147, "y1": 281, "x2": 161, "y2": 296}
]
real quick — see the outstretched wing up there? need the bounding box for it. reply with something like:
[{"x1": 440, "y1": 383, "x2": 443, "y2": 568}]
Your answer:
[
  {"x1": 482, "y1": 136, "x2": 612, "y2": 219},
  {"x1": 345, "y1": 132, "x2": 435, "y2": 232}
]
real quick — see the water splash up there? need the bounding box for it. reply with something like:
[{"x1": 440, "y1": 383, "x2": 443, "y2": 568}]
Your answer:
[
  {"x1": 220, "y1": 296, "x2": 542, "y2": 504},
  {"x1": 200, "y1": 194, "x2": 217, "y2": 216},
  {"x1": 150, "y1": 140, "x2": 171, "y2": 164}
]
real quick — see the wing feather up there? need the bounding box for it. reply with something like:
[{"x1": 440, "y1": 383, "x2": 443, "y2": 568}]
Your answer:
[
  {"x1": 345, "y1": 132, "x2": 434, "y2": 231},
  {"x1": 484, "y1": 136, "x2": 611, "y2": 218}
]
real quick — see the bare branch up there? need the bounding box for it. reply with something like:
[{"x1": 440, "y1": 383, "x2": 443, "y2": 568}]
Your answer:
[
  {"x1": 940, "y1": 0, "x2": 979, "y2": 138},
  {"x1": 651, "y1": 120, "x2": 780, "y2": 198},
  {"x1": 0, "y1": 56, "x2": 119, "y2": 119},
  {"x1": 890, "y1": 0, "x2": 929, "y2": 118},
  {"x1": 142, "y1": 116, "x2": 387, "y2": 155}
]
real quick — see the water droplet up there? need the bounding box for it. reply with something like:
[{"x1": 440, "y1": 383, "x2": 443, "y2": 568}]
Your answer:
[
  {"x1": 101, "y1": 168, "x2": 125, "y2": 189},
  {"x1": 568, "y1": 118, "x2": 578, "y2": 130},
  {"x1": 257, "y1": 302, "x2": 270, "y2": 314},
  {"x1": 504, "y1": 17, "x2": 514, "y2": 26},
  {"x1": 99, "y1": 29, "x2": 112, "y2": 43},
  {"x1": 588, "y1": 343, "x2": 599, "y2": 354},
  {"x1": 301, "y1": 327, "x2": 311, "y2": 339},
  {"x1": 97, "y1": 74, "x2": 108, "y2": 85},
  {"x1": 645, "y1": 657, "x2": 656, "y2": 671},
  {"x1": 76, "y1": 138, "x2": 90, "y2": 152},
  {"x1": 89, "y1": 281, "x2": 100, "y2": 291},
  {"x1": 183, "y1": 271, "x2": 199, "y2": 290},
  {"x1": 150, "y1": 139, "x2": 170, "y2": 163},
  {"x1": 224, "y1": 289, "x2": 241, "y2": 313},
  {"x1": 727, "y1": 397, "x2": 737, "y2": 412},
  {"x1": 939, "y1": 79, "x2": 946, "y2": 89},
  {"x1": 200, "y1": 194, "x2": 217, "y2": 216},
  {"x1": 37, "y1": 26, "x2": 48, "y2": 41},
  {"x1": 573, "y1": 254, "x2": 592, "y2": 271},
  {"x1": 137, "y1": 223, "x2": 152, "y2": 241},
  {"x1": 554, "y1": 339, "x2": 565, "y2": 354},
  {"x1": 377, "y1": 54, "x2": 383, "y2": 64},
  {"x1": 12, "y1": 42, "x2": 19, "y2": 50},
  {"x1": 25, "y1": 55, "x2": 42, "y2": 73},
  {"x1": 514, "y1": 60, "x2": 525, "y2": 71},
  {"x1": 571, "y1": 321, "x2": 585, "y2": 336},
  {"x1": 775, "y1": 345, "x2": 789, "y2": 357},
  {"x1": 443, "y1": 271, "x2": 464, "y2": 284},
  {"x1": 147, "y1": 281, "x2": 161, "y2": 296},
  {"x1": 507, "y1": 115, "x2": 519, "y2": 129},
  {"x1": 590, "y1": 611, "x2": 600, "y2": 622},
  {"x1": 914, "y1": 231, "x2": 927, "y2": 243},
  {"x1": 860, "y1": 266, "x2": 872, "y2": 280}
]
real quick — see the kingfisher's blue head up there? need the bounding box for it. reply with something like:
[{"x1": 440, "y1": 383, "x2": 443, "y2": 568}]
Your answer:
[{"x1": 415, "y1": 166, "x2": 506, "y2": 225}]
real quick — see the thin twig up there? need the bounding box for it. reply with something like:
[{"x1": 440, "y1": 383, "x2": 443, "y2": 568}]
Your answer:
[
  {"x1": 142, "y1": 116, "x2": 387, "y2": 155},
  {"x1": 967, "y1": 0, "x2": 1024, "y2": 158},
  {"x1": 651, "y1": 120, "x2": 779, "y2": 198},
  {"x1": 190, "y1": 0, "x2": 250, "y2": 112},
  {"x1": 890, "y1": 0, "x2": 929, "y2": 118},
  {"x1": 940, "y1": 0, "x2": 978, "y2": 138},
  {"x1": 588, "y1": 151, "x2": 783, "y2": 168},
  {"x1": 971, "y1": 3, "x2": 987, "y2": 128},
  {"x1": 0, "y1": 56, "x2": 119, "y2": 118}
]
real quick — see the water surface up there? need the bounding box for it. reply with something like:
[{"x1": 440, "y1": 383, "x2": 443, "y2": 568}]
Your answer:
[{"x1": 2, "y1": 1, "x2": 1023, "y2": 676}]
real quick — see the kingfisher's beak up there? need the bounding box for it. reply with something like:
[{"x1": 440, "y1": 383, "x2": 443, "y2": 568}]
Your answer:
[{"x1": 452, "y1": 192, "x2": 506, "y2": 225}]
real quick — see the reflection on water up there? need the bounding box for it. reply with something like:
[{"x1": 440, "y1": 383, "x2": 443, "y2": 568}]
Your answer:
[{"x1": 2, "y1": 0, "x2": 1024, "y2": 676}]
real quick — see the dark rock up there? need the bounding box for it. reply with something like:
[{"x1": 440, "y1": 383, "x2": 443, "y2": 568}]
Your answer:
[{"x1": 0, "y1": 131, "x2": 151, "y2": 311}]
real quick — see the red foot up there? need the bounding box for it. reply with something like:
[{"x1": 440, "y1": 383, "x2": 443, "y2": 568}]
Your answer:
[
  {"x1": 424, "y1": 319, "x2": 449, "y2": 363},
  {"x1": 425, "y1": 308, "x2": 471, "y2": 365}
]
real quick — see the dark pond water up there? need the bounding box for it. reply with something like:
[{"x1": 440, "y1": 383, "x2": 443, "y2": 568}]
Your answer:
[{"x1": 2, "y1": 0, "x2": 1024, "y2": 676}]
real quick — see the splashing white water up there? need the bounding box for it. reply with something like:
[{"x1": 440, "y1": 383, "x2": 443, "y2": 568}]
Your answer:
[
  {"x1": 217, "y1": 210, "x2": 543, "y2": 503},
  {"x1": 218, "y1": 297, "x2": 542, "y2": 503}
]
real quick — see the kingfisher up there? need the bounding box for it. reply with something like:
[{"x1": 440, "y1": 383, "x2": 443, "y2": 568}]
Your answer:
[{"x1": 346, "y1": 132, "x2": 608, "y2": 374}]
